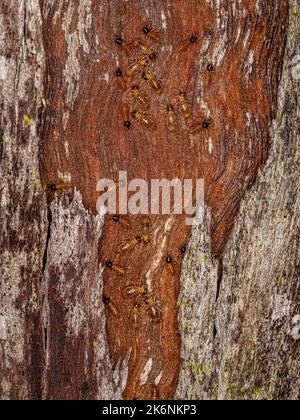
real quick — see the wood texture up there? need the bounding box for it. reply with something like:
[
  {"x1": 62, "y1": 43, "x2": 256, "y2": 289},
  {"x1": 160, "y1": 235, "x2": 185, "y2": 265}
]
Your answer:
[
  {"x1": 38, "y1": 0, "x2": 288, "y2": 400},
  {"x1": 0, "y1": 0, "x2": 46, "y2": 399},
  {"x1": 1, "y1": 0, "x2": 298, "y2": 401},
  {"x1": 42, "y1": 193, "x2": 129, "y2": 400},
  {"x1": 40, "y1": 0, "x2": 288, "y2": 256},
  {"x1": 176, "y1": 1, "x2": 300, "y2": 399}
]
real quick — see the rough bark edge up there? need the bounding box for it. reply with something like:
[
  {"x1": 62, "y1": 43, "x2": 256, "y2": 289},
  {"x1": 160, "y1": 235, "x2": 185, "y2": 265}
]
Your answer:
[
  {"x1": 0, "y1": 0, "x2": 47, "y2": 399},
  {"x1": 42, "y1": 191, "x2": 130, "y2": 400},
  {"x1": 176, "y1": 0, "x2": 299, "y2": 400}
]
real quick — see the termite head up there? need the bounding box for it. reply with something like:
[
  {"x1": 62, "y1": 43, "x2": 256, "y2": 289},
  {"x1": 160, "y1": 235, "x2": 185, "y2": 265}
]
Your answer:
[
  {"x1": 149, "y1": 52, "x2": 157, "y2": 60},
  {"x1": 202, "y1": 121, "x2": 210, "y2": 129},
  {"x1": 190, "y1": 35, "x2": 198, "y2": 43},
  {"x1": 142, "y1": 25, "x2": 161, "y2": 42},
  {"x1": 47, "y1": 183, "x2": 57, "y2": 191},
  {"x1": 105, "y1": 260, "x2": 113, "y2": 268},
  {"x1": 207, "y1": 63, "x2": 214, "y2": 72},
  {"x1": 166, "y1": 104, "x2": 175, "y2": 112},
  {"x1": 166, "y1": 255, "x2": 173, "y2": 264},
  {"x1": 142, "y1": 72, "x2": 148, "y2": 81},
  {"x1": 124, "y1": 120, "x2": 131, "y2": 129},
  {"x1": 116, "y1": 37, "x2": 123, "y2": 45},
  {"x1": 141, "y1": 215, "x2": 151, "y2": 228},
  {"x1": 151, "y1": 384, "x2": 160, "y2": 400},
  {"x1": 116, "y1": 68, "x2": 123, "y2": 77},
  {"x1": 181, "y1": 244, "x2": 187, "y2": 254},
  {"x1": 103, "y1": 296, "x2": 110, "y2": 305}
]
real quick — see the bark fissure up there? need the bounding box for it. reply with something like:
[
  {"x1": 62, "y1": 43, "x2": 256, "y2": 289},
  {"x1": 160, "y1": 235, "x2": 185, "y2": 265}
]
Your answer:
[
  {"x1": 176, "y1": 0, "x2": 299, "y2": 400},
  {"x1": 41, "y1": 205, "x2": 52, "y2": 278}
]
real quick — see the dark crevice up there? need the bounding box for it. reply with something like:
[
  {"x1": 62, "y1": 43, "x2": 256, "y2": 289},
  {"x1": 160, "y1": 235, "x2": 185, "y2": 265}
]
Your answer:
[
  {"x1": 23, "y1": 3, "x2": 27, "y2": 42},
  {"x1": 41, "y1": 202, "x2": 52, "y2": 360},
  {"x1": 214, "y1": 258, "x2": 223, "y2": 339},
  {"x1": 44, "y1": 327, "x2": 48, "y2": 352},
  {"x1": 213, "y1": 324, "x2": 218, "y2": 339},
  {"x1": 41, "y1": 203, "x2": 52, "y2": 399},
  {"x1": 42, "y1": 204, "x2": 52, "y2": 277},
  {"x1": 216, "y1": 258, "x2": 223, "y2": 303}
]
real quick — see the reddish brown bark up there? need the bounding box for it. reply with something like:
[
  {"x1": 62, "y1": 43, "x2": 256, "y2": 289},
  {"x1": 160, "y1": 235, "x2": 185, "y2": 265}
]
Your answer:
[{"x1": 38, "y1": 0, "x2": 288, "y2": 399}]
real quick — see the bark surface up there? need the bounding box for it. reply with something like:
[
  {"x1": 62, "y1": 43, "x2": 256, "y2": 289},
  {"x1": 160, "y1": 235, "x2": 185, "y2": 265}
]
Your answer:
[{"x1": 0, "y1": 0, "x2": 298, "y2": 400}]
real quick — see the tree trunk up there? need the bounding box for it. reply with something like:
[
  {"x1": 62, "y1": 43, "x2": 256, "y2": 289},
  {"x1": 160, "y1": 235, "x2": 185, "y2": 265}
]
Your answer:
[{"x1": 0, "y1": 0, "x2": 299, "y2": 400}]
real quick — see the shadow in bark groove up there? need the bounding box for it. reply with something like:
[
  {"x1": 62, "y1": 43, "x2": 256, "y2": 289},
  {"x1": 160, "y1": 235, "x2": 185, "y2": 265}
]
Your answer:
[{"x1": 39, "y1": 0, "x2": 288, "y2": 399}]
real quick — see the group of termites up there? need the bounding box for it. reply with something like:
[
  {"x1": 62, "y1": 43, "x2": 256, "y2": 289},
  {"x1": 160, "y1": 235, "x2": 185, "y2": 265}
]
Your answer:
[
  {"x1": 45, "y1": 24, "x2": 211, "y2": 400},
  {"x1": 103, "y1": 214, "x2": 156, "y2": 329},
  {"x1": 104, "y1": 217, "x2": 161, "y2": 329},
  {"x1": 103, "y1": 212, "x2": 187, "y2": 330},
  {"x1": 115, "y1": 24, "x2": 213, "y2": 132},
  {"x1": 103, "y1": 211, "x2": 187, "y2": 400}
]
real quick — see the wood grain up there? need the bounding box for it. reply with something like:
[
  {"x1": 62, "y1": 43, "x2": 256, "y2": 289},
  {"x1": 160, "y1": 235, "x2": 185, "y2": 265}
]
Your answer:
[
  {"x1": 0, "y1": 0, "x2": 46, "y2": 399},
  {"x1": 177, "y1": 3, "x2": 300, "y2": 397},
  {"x1": 0, "y1": 0, "x2": 292, "y2": 401},
  {"x1": 38, "y1": 0, "x2": 288, "y2": 400}
]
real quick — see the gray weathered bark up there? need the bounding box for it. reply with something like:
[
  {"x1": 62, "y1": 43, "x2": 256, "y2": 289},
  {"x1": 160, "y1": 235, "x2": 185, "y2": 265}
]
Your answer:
[
  {"x1": 176, "y1": 0, "x2": 300, "y2": 400},
  {"x1": 0, "y1": 0, "x2": 47, "y2": 399}
]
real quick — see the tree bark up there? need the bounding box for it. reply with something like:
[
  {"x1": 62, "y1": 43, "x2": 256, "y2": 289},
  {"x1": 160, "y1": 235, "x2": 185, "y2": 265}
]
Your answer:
[{"x1": 0, "y1": 0, "x2": 299, "y2": 400}]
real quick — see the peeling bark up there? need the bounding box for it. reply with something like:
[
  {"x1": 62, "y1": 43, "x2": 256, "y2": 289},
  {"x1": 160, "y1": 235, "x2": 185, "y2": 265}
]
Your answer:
[
  {"x1": 0, "y1": 0, "x2": 46, "y2": 399},
  {"x1": 42, "y1": 193, "x2": 128, "y2": 400},
  {"x1": 0, "y1": 0, "x2": 299, "y2": 401}
]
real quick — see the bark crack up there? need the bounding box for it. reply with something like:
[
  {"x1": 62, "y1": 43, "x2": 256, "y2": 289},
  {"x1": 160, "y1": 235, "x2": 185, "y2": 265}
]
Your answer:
[
  {"x1": 214, "y1": 258, "x2": 223, "y2": 339},
  {"x1": 42, "y1": 202, "x2": 52, "y2": 277},
  {"x1": 216, "y1": 258, "x2": 224, "y2": 303},
  {"x1": 41, "y1": 201, "x2": 52, "y2": 399}
]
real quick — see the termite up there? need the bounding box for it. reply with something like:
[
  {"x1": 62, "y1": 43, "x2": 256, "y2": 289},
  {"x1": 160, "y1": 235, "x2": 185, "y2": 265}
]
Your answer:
[
  {"x1": 115, "y1": 37, "x2": 133, "y2": 56},
  {"x1": 142, "y1": 26, "x2": 161, "y2": 42},
  {"x1": 105, "y1": 260, "x2": 126, "y2": 276},
  {"x1": 103, "y1": 296, "x2": 119, "y2": 317},
  {"x1": 140, "y1": 215, "x2": 152, "y2": 244},
  {"x1": 179, "y1": 34, "x2": 199, "y2": 53},
  {"x1": 165, "y1": 255, "x2": 177, "y2": 275},
  {"x1": 165, "y1": 103, "x2": 177, "y2": 132},
  {"x1": 116, "y1": 68, "x2": 126, "y2": 91},
  {"x1": 131, "y1": 39, "x2": 157, "y2": 60},
  {"x1": 126, "y1": 56, "x2": 149, "y2": 77},
  {"x1": 112, "y1": 215, "x2": 131, "y2": 229},
  {"x1": 129, "y1": 85, "x2": 150, "y2": 110},
  {"x1": 189, "y1": 120, "x2": 212, "y2": 134},
  {"x1": 129, "y1": 303, "x2": 142, "y2": 328},
  {"x1": 142, "y1": 71, "x2": 163, "y2": 94},
  {"x1": 122, "y1": 104, "x2": 132, "y2": 129},
  {"x1": 47, "y1": 183, "x2": 73, "y2": 191},
  {"x1": 132, "y1": 110, "x2": 156, "y2": 129},
  {"x1": 171, "y1": 90, "x2": 191, "y2": 119},
  {"x1": 116, "y1": 236, "x2": 142, "y2": 253},
  {"x1": 124, "y1": 285, "x2": 148, "y2": 298},
  {"x1": 144, "y1": 294, "x2": 162, "y2": 323}
]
